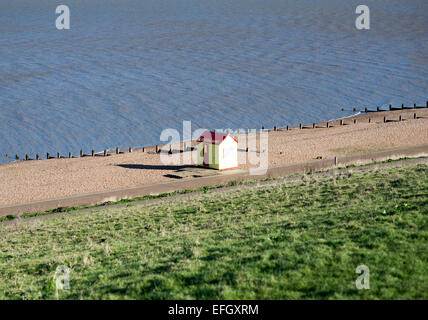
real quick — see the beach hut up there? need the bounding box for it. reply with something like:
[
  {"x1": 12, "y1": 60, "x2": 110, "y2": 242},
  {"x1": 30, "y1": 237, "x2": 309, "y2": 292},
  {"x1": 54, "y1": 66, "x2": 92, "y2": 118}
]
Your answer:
[{"x1": 197, "y1": 131, "x2": 238, "y2": 170}]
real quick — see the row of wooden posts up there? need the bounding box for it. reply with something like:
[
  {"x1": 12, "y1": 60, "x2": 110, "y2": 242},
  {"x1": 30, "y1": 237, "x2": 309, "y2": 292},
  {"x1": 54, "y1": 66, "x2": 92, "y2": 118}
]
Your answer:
[
  {"x1": 272, "y1": 111, "x2": 421, "y2": 132},
  {"x1": 269, "y1": 101, "x2": 428, "y2": 132},
  {"x1": 7, "y1": 101, "x2": 428, "y2": 161},
  {"x1": 365, "y1": 101, "x2": 428, "y2": 113},
  {"x1": 12, "y1": 146, "x2": 146, "y2": 161},
  {"x1": 10, "y1": 141, "x2": 183, "y2": 161}
]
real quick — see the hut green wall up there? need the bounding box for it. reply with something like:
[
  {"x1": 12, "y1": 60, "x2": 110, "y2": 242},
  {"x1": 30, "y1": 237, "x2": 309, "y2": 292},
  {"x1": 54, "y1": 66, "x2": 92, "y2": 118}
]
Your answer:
[{"x1": 197, "y1": 142, "x2": 220, "y2": 169}]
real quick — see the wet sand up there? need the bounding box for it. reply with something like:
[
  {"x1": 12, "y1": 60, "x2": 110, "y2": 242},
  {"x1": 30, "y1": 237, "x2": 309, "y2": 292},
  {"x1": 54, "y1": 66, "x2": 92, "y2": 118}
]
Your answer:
[{"x1": 0, "y1": 108, "x2": 427, "y2": 206}]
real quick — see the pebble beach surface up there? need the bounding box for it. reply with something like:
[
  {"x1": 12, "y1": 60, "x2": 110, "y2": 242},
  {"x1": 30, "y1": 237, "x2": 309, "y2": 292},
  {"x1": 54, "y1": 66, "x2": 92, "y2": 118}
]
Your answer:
[{"x1": 0, "y1": 108, "x2": 427, "y2": 206}]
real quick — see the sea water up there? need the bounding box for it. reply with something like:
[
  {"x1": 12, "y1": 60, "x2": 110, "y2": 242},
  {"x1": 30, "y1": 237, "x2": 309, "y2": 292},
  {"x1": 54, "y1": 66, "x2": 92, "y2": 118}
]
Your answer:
[{"x1": 0, "y1": 0, "x2": 427, "y2": 163}]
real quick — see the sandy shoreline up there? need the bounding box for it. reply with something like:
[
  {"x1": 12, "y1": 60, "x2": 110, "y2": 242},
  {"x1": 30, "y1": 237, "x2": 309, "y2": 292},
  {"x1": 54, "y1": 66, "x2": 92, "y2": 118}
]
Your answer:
[{"x1": 0, "y1": 108, "x2": 427, "y2": 206}]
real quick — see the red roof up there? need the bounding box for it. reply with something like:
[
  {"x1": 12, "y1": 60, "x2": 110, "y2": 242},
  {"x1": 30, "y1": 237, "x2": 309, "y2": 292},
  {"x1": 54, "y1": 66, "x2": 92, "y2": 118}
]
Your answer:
[{"x1": 197, "y1": 131, "x2": 238, "y2": 145}]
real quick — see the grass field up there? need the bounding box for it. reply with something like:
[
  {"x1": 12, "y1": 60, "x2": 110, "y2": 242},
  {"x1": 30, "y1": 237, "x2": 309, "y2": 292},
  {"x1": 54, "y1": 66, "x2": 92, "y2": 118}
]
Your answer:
[{"x1": 0, "y1": 164, "x2": 427, "y2": 299}]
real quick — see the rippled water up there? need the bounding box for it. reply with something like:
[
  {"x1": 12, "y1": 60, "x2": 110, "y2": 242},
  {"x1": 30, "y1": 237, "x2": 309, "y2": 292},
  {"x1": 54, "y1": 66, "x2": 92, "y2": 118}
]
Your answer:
[{"x1": 1, "y1": 0, "x2": 427, "y2": 162}]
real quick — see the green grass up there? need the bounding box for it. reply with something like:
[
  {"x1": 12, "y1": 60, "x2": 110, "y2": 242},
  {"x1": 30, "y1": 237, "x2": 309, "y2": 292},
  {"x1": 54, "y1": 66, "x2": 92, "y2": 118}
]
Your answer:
[
  {"x1": 18, "y1": 182, "x2": 236, "y2": 219},
  {"x1": 0, "y1": 215, "x2": 16, "y2": 223},
  {"x1": 0, "y1": 164, "x2": 427, "y2": 299}
]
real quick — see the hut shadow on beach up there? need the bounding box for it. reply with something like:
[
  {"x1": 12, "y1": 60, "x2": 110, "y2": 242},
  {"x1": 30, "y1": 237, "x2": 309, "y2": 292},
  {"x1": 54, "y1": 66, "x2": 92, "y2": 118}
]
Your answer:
[
  {"x1": 116, "y1": 164, "x2": 219, "y2": 179},
  {"x1": 116, "y1": 164, "x2": 198, "y2": 171}
]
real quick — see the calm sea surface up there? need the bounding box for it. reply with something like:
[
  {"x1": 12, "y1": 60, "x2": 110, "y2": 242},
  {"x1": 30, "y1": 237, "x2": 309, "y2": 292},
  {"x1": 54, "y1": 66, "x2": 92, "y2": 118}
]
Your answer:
[{"x1": 1, "y1": 0, "x2": 427, "y2": 162}]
